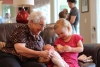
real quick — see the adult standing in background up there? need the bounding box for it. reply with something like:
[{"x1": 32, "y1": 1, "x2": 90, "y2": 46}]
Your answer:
[
  {"x1": 67, "y1": 0, "x2": 80, "y2": 33},
  {"x1": 0, "y1": 13, "x2": 11, "y2": 23}
]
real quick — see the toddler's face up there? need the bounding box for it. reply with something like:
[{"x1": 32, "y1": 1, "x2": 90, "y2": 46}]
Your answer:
[{"x1": 55, "y1": 26, "x2": 69, "y2": 40}]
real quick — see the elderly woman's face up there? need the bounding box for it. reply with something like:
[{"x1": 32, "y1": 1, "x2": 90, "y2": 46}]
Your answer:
[{"x1": 30, "y1": 19, "x2": 46, "y2": 35}]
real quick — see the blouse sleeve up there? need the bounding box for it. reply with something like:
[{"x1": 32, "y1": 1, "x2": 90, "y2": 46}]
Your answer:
[
  {"x1": 75, "y1": 34, "x2": 83, "y2": 44},
  {"x1": 10, "y1": 26, "x2": 27, "y2": 44},
  {"x1": 71, "y1": 8, "x2": 78, "y2": 16}
]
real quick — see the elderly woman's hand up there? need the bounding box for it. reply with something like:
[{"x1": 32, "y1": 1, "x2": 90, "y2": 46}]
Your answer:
[{"x1": 39, "y1": 50, "x2": 50, "y2": 58}]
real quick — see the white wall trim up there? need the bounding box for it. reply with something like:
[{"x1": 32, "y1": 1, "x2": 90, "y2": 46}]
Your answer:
[
  {"x1": 50, "y1": 0, "x2": 58, "y2": 23},
  {"x1": 90, "y1": 0, "x2": 97, "y2": 43},
  {"x1": 97, "y1": 0, "x2": 100, "y2": 43}
]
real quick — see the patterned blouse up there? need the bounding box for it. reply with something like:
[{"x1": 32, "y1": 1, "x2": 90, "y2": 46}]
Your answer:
[{"x1": 1, "y1": 24, "x2": 45, "y2": 62}]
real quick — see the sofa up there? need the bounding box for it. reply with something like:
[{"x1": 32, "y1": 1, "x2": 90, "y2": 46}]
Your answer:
[{"x1": 0, "y1": 23, "x2": 100, "y2": 67}]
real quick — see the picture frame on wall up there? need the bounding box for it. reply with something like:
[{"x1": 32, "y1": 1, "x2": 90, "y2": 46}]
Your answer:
[{"x1": 81, "y1": 0, "x2": 89, "y2": 13}]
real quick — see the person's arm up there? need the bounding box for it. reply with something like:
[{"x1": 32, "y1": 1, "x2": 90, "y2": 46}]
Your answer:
[
  {"x1": 64, "y1": 40, "x2": 83, "y2": 53},
  {"x1": 71, "y1": 40, "x2": 83, "y2": 52},
  {"x1": 69, "y1": 8, "x2": 78, "y2": 24},
  {"x1": 70, "y1": 16, "x2": 76, "y2": 24},
  {"x1": 14, "y1": 43, "x2": 49, "y2": 58}
]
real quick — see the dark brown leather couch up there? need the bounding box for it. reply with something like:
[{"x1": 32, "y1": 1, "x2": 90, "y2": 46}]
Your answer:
[
  {"x1": 79, "y1": 44, "x2": 100, "y2": 67},
  {"x1": 0, "y1": 23, "x2": 100, "y2": 67}
]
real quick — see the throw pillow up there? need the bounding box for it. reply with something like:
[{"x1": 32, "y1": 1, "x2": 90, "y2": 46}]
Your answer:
[{"x1": 78, "y1": 54, "x2": 93, "y2": 63}]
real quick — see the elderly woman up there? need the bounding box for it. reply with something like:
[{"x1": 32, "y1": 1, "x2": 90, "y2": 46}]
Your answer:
[{"x1": 0, "y1": 11, "x2": 50, "y2": 67}]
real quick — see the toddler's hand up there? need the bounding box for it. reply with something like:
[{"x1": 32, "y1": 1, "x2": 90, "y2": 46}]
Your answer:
[
  {"x1": 64, "y1": 45, "x2": 72, "y2": 52},
  {"x1": 56, "y1": 45, "x2": 64, "y2": 53}
]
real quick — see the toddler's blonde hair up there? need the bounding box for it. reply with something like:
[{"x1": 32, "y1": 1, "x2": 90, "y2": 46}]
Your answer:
[{"x1": 54, "y1": 18, "x2": 72, "y2": 35}]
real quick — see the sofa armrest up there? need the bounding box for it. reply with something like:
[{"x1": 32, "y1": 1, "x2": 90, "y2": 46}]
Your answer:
[
  {"x1": 97, "y1": 50, "x2": 100, "y2": 67},
  {"x1": 0, "y1": 23, "x2": 24, "y2": 42},
  {"x1": 79, "y1": 44, "x2": 100, "y2": 67}
]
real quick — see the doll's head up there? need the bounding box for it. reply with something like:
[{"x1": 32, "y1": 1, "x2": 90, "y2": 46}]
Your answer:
[
  {"x1": 63, "y1": 9, "x2": 68, "y2": 15},
  {"x1": 59, "y1": 9, "x2": 68, "y2": 19},
  {"x1": 59, "y1": 11, "x2": 66, "y2": 19},
  {"x1": 54, "y1": 18, "x2": 72, "y2": 40}
]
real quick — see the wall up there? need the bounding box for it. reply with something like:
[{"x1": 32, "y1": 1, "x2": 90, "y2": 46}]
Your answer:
[
  {"x1": 0, "y1": 1, "x2": 2, "y2": 17},
  {"x1": 79, "y1": 0, "x2": 91, "y2": 43},
  {"x1": 79, "y1": 0, "x2": 99, "y2": 44}
]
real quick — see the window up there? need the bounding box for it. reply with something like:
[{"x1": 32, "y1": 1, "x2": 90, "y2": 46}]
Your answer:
[
  {"x1": 2, "y1": 5, "x2": 10, "y2": 18},
  {"x1": 57, "y1": 0, "x2": 79, "y2": 14},
  {"x1": 33, "y1": 4, "x2": 50, "y2": 24},
  {"x1": 97, "y1": 0, "x2": 100, "y2": 43}
]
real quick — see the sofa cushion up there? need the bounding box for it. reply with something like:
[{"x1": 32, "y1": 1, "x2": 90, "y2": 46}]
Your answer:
[
  {"x1": 0, "y1": 23, "x2": 24, "y2": 42},
  {"x1": 40, "y1": 24, "x2": 57, "y2": 45}
]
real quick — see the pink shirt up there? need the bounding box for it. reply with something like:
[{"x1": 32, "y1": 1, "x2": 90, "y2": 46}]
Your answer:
[{"x1": 55, "y1": 34, "x2": 83, "y2": 67}]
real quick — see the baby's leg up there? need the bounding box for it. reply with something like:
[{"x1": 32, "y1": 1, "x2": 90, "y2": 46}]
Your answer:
[
  {"x1": 63, "y1": 60, "x2": 69, "y2": 67},
  {"x1": 52, "y1": 51, "x2": 69, "y2": 67}
]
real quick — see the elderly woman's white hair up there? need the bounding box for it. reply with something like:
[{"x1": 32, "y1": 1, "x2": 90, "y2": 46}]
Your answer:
[{"x1": 28, "y1": 11, "x2": 47, "y2": 23}]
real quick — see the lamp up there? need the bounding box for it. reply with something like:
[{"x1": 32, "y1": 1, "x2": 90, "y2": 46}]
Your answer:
[{"x1": 13, "y1": 0, "x2": 34, "y2": 24}]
